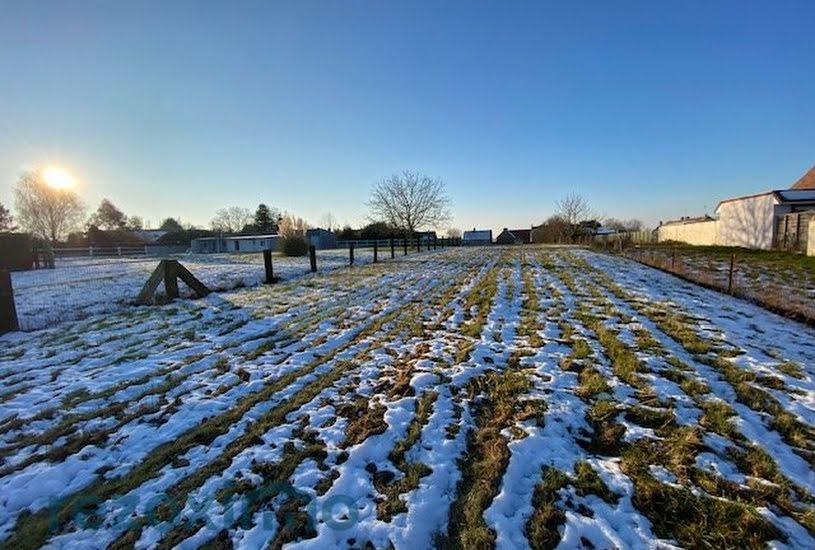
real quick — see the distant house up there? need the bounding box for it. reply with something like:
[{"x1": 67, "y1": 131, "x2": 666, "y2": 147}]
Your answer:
[
  {"x1": 657, "y1": 165, "x2": 815, "y2": 252},
  {"x1": 495, "y1": 228, "x2": 532, "y2": 245},
  {"x1": 191, "y1": 234, "x2": 280, "y2": 254},
  {"x1": 134, "y1": 229, "x2": 168, "y2": 243},
  {"x1": 463, "y1": 228, "x2": 493, "y2": 245},
  {"x1": 414, "y1": 231, "x2": 438, "y2": 243},
  {"x1": 307, "y1": 228, "x2": 337, "y2": 249}
]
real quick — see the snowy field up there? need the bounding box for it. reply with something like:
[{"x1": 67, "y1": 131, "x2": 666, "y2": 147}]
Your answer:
[
  {"x1": 1, "y1": 247, "x2": 815, "y2": 549},
  {"x1": 10, "y1": 248, "x2": 380, "y2": 330}
]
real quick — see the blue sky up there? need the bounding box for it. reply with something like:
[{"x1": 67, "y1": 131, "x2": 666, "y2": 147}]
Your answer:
[{"x1": 1, "y1": 1, "x2": 813, "y2": 233}]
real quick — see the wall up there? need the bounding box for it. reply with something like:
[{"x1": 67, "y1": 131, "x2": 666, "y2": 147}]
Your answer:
[
  {"x1": 716, "y1": 194, "x2": 777, "y2": 249},
  {"x1": 657, "y1": 220, "x2": 718, "y2": 246},
  {"x1": 809, "y1": 222, "x2": 815, "y2": 257}
]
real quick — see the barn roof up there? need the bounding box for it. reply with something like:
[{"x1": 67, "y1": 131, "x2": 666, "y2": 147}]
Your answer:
[{"x1": 791, "y1": 166, "x2": 815, "y2": 189}]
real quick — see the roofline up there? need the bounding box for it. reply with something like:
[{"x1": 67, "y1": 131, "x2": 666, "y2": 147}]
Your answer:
[{"x1": 714, "y1": 190, "x2": 780, "y2": 211}]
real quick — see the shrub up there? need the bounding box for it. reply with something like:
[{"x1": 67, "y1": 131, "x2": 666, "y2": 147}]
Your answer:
[{"x1": 279, "y1": 234, "x2": 309, "y2": 256}]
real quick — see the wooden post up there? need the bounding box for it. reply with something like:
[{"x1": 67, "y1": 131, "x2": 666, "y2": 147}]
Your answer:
[
  {"x1": 433, "y1": 236, "x2": 437, "y2": 250},
  {"x1": 136, "y1": 260, "x2": 209, "y2": 305},
  {"x1": 727, "y1": 253, "x2": 736, "y2": 294},
  {"x1": 309, "y1": 245, "x2": 317, "y2": 272},
  {"x1": 163, "y1": 261, "x2": 179, "y2": 300},
  {"x1": 403, "y1": 238, "x2": 408, "y2": 256},
  {"x1": 0, "y1": 271, "x2": 19, "y2": 334},
  {"x1": 373, "y1": 242, "x2": 378, "y2": 263},
  {"x1": 426, "y1": 238, "x2": 431, "y2": 251},
  {"x1": 390, "y1": 238, "x2": 395, "y2": 259},
  {"x1": 263, "y1": 249, "x2": 275, "y2": 284},
  {"x1": 416, "y1": 238, "x2": 421, "y2": 253},
  {"x1": 349, "y1": 242, "x2": 355, "y2": 265}
]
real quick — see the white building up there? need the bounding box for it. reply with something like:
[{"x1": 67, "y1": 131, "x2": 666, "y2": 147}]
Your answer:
[
  {"x1": 658, "y1": 166, "x2": 815, "y2": 251},
  {"x1": 191, "y1": 234, "x2": 280, "y2": 254}
]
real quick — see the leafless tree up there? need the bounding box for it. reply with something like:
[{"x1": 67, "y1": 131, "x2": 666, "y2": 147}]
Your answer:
[
  {"x1": 604, "y1": 218, "x2": 644, "y2": 232},
  {"x1": 555, "y1": 193, "x2": 594, "y2": 242},
  {"x1": 447, "y1": 227, "x2": 462, "y2": 239},
  {"x1": 531, "y1": 215, "x2": 571, "y2": 244},
  {"x1": 13, "y1": 170, "x2": 85, "y2": 242},
  {"x1": 319, "y1": 212, "x2": 337, "y2": 231},
  {"x1": 368, "y1": 171, "x2": 451, "y2": 234},
  {"x1": 278, "y1": 213, "x2": 309, "y2": 238},
  {"x1": 0, "y1": 201, "x2": 14, "y2": 231},
  {"x1": 210, "y1": 206, "x2": 254, "y2": 233}
]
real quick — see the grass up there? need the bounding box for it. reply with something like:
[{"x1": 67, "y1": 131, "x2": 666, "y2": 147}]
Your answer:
[{"x1": 445, "y1": 369, "x2": 533, "y2": 549}]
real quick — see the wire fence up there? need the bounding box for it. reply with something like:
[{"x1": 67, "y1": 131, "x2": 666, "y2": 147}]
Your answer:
[
  {"x1": 595, "y1": 240, "x2": 815, "y2": 325},
  {"x1": 2, "y1": 237, "x2": 460, "y2": 332}
]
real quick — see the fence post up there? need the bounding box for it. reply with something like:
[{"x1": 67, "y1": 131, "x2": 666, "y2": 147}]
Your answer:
[
  {"x1": 263, "y1": 249, "x2": 275, "y2": 284},
  {"x1": 309, "y1": 245, "x2": 317, "y2": 272},
  {"x1": 349, "y1": 242, "x2": 355, "y2": 265},
  {"x1": 416, "y1": 238, "x2": 421, "y2": 253},
  {"x1": 0, "y1": 271, "x2": 19, "y2": 334},
  {"x1": 727, "y1": 253, "x2": 736, "y2": 294},
  {"x1": 433, "y1": 236, "x2": 437, "y2": 250},
  {"x1": 390, "y1": 238, "x2": 395, "y2": 259},
  {"x1": 89, "y1": 246, "x2": 94, "y2": 258},
  {"x1": 373, "y1": 242, "x2": 378, "y2": 263},
  {"x1": 403, "y1": 238, "x2": 408, "y2": 256}
]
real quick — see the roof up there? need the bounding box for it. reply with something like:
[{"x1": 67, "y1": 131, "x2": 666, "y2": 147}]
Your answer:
[
  {"x1": 463, "y1": 229, "x2": 492, "y2": 240},
  {"x1": 226, "y1": 234, "x2": 279, "y2": 241},
  {"x1": 498, "y1": 228, "x2": 532, "y2": 242},
  {"x1": 661, "y1": 215, "x2": 715, "y2": 226},
  {"x1": 791, "y1": 166, "x2": 815, "y2": 189}
]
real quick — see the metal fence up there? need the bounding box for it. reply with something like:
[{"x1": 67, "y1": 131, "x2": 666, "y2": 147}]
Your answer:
[{"x1": 1, "y1": 237, "x2": 460, "y2": 333}]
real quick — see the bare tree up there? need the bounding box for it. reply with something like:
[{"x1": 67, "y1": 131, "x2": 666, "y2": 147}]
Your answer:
[
  {"x1": 446, "y1": 227, "x2": 462, "y2": 239},
  {"x1": 555, "y1": 193, "x2": 594, "y2": 242},
  {"x1": 13, "y1": 170, "x2": 85, "y2": 242},
  {"x1": 210, "y1": 206, "x2": 254, "y2": 233},
  {"x1": 278, "y1": 213, "x2": 308, "y2": 238},
  {"x1": 319, "y1": 212, "x2": 337, "y2": 231},
  {"x1": 368, "y1": 171, "x2": 451, "y2": 234},
  {"x1": 0, "y1": 201, "x2": 14, "y2": 231},
  {"x1": 531, "y1": 215, "x2": 571, "y2": 244},
  {"x1": 604, "y1": 218, "x2": 644, "y2": 232}
]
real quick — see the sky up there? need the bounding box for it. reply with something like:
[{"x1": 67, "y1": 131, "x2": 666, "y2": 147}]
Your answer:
[{"x1": 0, "y1": 1, "x2": 813, "y2": 234}]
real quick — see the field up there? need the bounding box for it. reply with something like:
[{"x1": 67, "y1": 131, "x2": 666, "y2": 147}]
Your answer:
[
  {"x1": 1, "y1": 247, "x2": 814, "y2": 550},
  {"x1": 620, "y1": 244, "x2": 815, "y2": 322},
  {"x1": 11, "y1": 248, "x2": 381, "y2": 330}
]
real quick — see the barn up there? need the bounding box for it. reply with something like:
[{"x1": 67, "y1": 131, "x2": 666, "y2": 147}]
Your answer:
[
  {"x1": 495, "y1": 228, "x2": 532, "y2": 245},
  {"x1": 463, "y1": 229, "x2": 493, "y2": 245}
]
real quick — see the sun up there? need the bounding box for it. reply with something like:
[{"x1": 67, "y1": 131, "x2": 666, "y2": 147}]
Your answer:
[{"x1": 42, "y1": 166, "x2": 76, "y2": 190}]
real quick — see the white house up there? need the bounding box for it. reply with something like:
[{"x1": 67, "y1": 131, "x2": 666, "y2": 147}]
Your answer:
[
  {"x1": 658, "y1": 166, "x2": 815, "y2": 251},
  {"x1": 191, "y1": 234, "x2": 280, "y2": 254}
]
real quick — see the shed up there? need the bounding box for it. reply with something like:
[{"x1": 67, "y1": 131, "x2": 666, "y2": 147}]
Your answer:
[
  {"x1": 495, "y1": 228, "x2": 532, "y2": 245},
  {"x1": 307, "y1": 228, "x2": 337, "y2": 249},
  {"x1": 463, "y1": 228, "x2": 493, "y2": 245}
]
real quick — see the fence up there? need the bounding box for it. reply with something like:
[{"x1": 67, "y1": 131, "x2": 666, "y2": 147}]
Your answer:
[
  {"x1": 1, "y1": 236, "x2": 461, "y2": 333},
  {"x1": 774, "y1": 212, "x2": 815, "y2": 254},
  {"x1": 601, "y1": 242, "x2": 815, "y2": 325},
  {"x1": 591, "y1": 230, "x2": 658, "y2": 248}
]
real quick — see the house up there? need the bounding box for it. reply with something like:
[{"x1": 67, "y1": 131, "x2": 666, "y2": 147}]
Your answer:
[
  {"x1": 134, "y1": 229, "x2": 168, "y2": 243},
  {"x1": 495, "y1": 228, "x2": 532, "y2": 245},
  {"x1": 307, "y1": 228, "x2": 337, "y2": 249},
  {"x1": 191, "y1": 234, "x2": 280, "y2": 254},
  {"x1": 657, "y1": 166, "x2": 815, "y2": 252},
  {"x1": 463, "y1": 228, "x2": 493, "y2": 245}
]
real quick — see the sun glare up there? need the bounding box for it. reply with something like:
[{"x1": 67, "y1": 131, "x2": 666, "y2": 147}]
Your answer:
[{"x1": 41, "y1": 166, "x2": 76, "y2": 190}]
